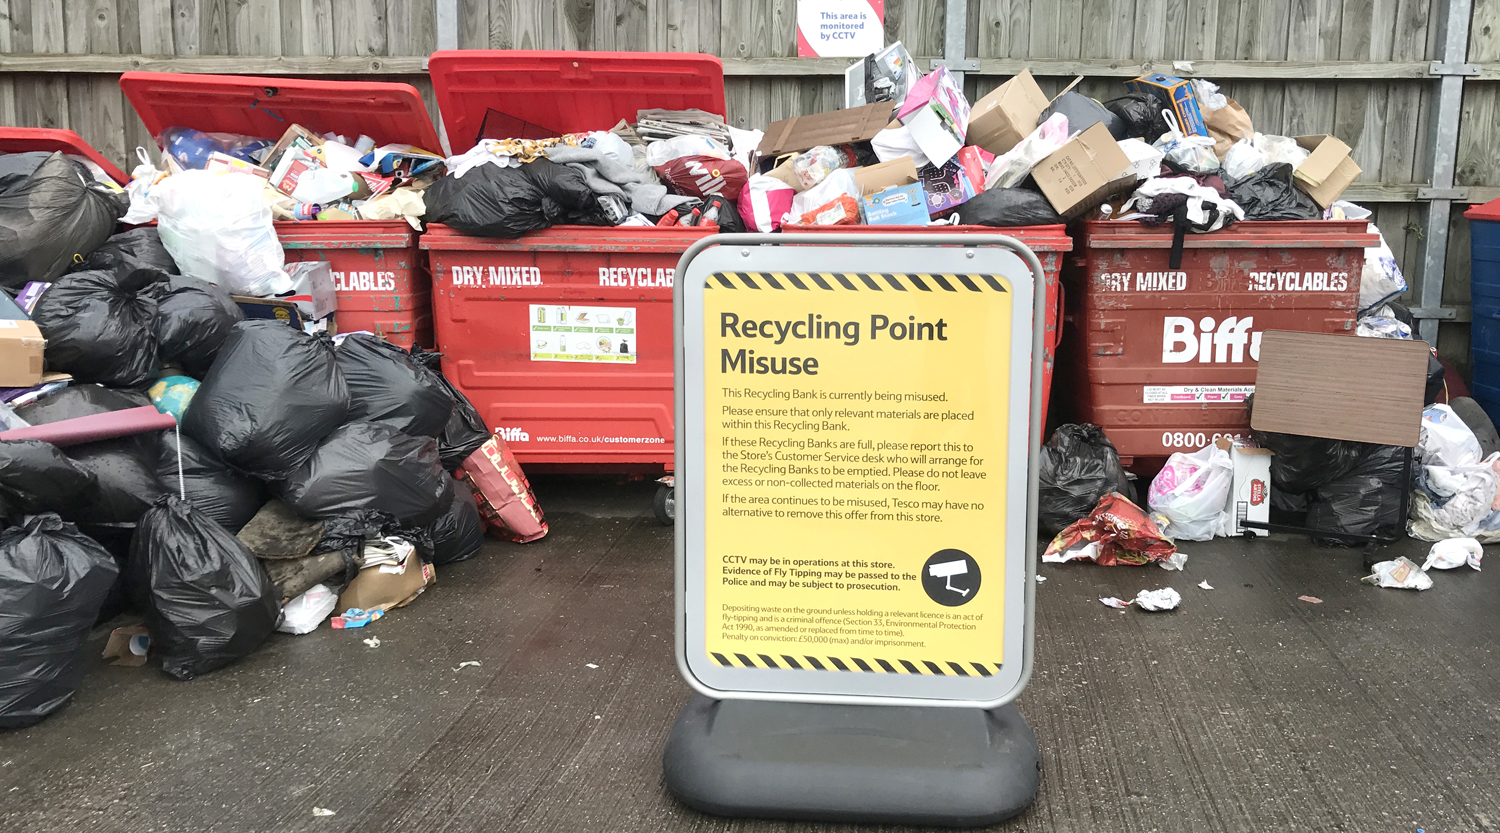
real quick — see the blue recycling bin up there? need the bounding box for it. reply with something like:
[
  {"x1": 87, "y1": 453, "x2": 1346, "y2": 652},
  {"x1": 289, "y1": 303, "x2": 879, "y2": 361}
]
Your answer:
[{"x1": 1467, "y1": 199, "x2": 1500, "y2": 426}]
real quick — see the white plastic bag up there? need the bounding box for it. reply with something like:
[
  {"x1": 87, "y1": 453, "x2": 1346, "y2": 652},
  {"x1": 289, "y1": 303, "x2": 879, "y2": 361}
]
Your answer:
[
  {"x1": 1359, "y1": 222, "x2": 1407, "y2": 313},
  {"x1": 1253, "y1": 133, "x2": 1310, "y2": 168},
  {"x1": 276, "y1": 584, "x2": 339, "y2": 634},
  {"x1": 155, "y1": 170, "x2": 292, "y2": 296},
  {"x1": 644, "y1": 135, "x2": 730, "y2": 168},
  {"x1": 1147, "y1": 444, "x2": 1234, "y2": 541},
  {"x1": 1222, "y1": 138, "x2": 1267, "y2": 181},
  {"x1": 1153, "y1": 112, "x2": 1219, "y2": 174},
  {"x1": 986, "y1": 113, "x2": 1072, "y2": 190},
  {"x1": 1420, "y1": 404, "x2": 1484, "y2": 467},
  {"x1": 1191, "y1": 78, "x2": 1228, "y2": 112},
  {"x1": 121, "y1": 147, "x2": 167, "y2": 225},
  {"x1": 1422, "y1": 537, "x2": 1483, "y2": 571},
  {"x1": 789, "y1": 169, "x2": 860, "y2": 224},
  {"x1": 1362, "y1": 557, "x2": 1434, "y2": 590}
]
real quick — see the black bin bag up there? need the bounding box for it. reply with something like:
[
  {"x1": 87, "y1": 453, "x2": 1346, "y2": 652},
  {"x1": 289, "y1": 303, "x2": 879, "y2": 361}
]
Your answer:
[
  {"x1": 71, "y1": 227, "x2": 179, "y2": 282},
  {"x1": 1038, "y1": 424, "x2": 1132, "y2": 534},
  {"x1": 31, "y1": 268, "x2": 161, "y2": 388},
  {"x1": 0, "y1": 152, "x2": 125, "y2": 289},
  {"x1": 410, "y1": 346, "x2": 490, "y2": 470},
  {"x1": 1227, "y1": 162, "x2": 1322, "y2": 221},
  {"x1": 428, "y1": 483, "x2": 486, "y2": 565},
  {"x1": 1040, "y1": 92, "x2": 1128, "y2": 139},
  {"x1": 157, "y1": 432, "x2": 265, "y2": 533},
  {"x1": 0, "y1": 514, "x2": 119, "y2": 728},
  {"x1": 13, "y1": 385, "x2": 164, "y2": 525},
  {"x1": 959, "y1": 187, "x2": 1065, "y2": 227},
  {"x1": 337, "y1": 334, "x2": 455, "y2": 438},
  {"x1": 183, "y1": 321, "x2": 349, "y2": 481},
  {"x1": 130, "y1": 495, "x2": 280, "y2": 680},
  {"x1": 1306, "y1": 444, "x2": 1409, "y2": 541},
  {"x1": 0, "y1": 439, "x2": 99, "y2": 521},
  {"x1": 1105, "y1": 92, "x2": 1172, "y2": 142},
  {"x1": 150, "y1": 275, "x2": 244, "y2": 378},
  {"x1": 276, "y1": 422, "x2": 455, "y2": 526}
]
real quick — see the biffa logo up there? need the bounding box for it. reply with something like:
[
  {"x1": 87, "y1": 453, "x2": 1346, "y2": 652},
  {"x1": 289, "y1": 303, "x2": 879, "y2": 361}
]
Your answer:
[
  {"x1": 1162, "y1": 316, "x2": 1263, "y2": 363},
  {"x1": 496, "y1": 427, "x2": 529, "y2": 442}
]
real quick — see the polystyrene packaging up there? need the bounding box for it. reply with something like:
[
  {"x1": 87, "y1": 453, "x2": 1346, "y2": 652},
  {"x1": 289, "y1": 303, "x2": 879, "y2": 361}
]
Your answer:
[{"x1": 155, "y1": 171, "x2": 291, "y2": 297}]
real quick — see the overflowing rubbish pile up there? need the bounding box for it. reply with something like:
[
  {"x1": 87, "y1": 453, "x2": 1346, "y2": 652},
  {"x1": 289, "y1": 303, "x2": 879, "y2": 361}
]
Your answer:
[{"x1": 0, "y1": 190, "x2": 547, "y2": 727}]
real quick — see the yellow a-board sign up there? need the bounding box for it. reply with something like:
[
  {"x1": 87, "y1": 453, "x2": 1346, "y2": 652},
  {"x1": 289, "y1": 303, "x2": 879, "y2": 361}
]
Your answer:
[
  {"x1": 705, "y1": 271, "x2": 1011, "y2": 675},
  {"x1": 676, "y1": 238, "x2": 1041, "y2": 707}
]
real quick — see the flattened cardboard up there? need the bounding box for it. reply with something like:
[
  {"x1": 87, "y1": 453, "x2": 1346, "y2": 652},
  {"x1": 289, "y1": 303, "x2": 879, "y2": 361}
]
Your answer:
[
  {"x1": 757, "y1": 102, "x2": 896, "y2": 158},
  {"x1": 1250, "y1": 331, "x2": 1429, "y2": 447},
  {"x1": 1031, "y1": 122, "x2": 1133, "y2": 218},
  {"x1": 853, "y1": 156, "x2": 920, "y2": 196},
  {"x1": 337, "y1": 553, "x2": 434, "y2": 613},
  {"x1": 1293, "y1": 135, "x2": 1361, "y2": 209},
  {"x1": 0, "y1": 289, "x2": 44, "y2": 388},
  {"x1": 966, "y1": 69, "x2": 1050, "y2": 156}
]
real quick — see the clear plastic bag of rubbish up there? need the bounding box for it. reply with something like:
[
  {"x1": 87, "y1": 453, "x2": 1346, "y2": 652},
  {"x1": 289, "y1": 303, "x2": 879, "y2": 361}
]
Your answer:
[
  {"x1": 276, "y1": 583, "x2": 339, "y2": 634},
  {"x1": 792, "y1": 146, "x2": 851, "y2": 190},
  {"x1": 789, "y1": 169, "x2": 860, "y2": 225},
  {"x1": 1222, "y1": 138, "x2": 1268, "y2": 181},
  {"x1": 122, "y1": 148, "x2": 168, "y2": 225},
  {"x1": 1252, "y1": 133, "x2": 1310, "y2": 168},
  {"x1": 1361, "y1": 556, "x2": 1433, "y2": 590},
  {"x1": 986, "y1": 113, "x2": 1072, "y2": 190},
  {"x1": 1147, "y1": 443, "x2": 1234, "y2": 541},
  {"x1": 155, "y1": 170, "x2": 291, "y2": 297},
  {"x1": 1359, "y1": 223, "x2": 1407, "y2": 313},
  {"x1": 1153, "y1": 112, "x2": 1220, "y2": 174},
  {"x1": 0, "y1": 514, "x2": 119, "y2": 728},
  {"x1": 1419, "y1": 404, "x2": 1484, "y2": 467},
  {"x1": 130, "y1": 495, "x2": 280, "y2": 680}
]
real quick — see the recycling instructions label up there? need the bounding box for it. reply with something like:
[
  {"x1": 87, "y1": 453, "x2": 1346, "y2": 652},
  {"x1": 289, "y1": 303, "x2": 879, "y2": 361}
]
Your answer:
[
  {"x1": 677, "y1": 239, "x2": 1038, "y2": 706},
  {"x1": 530, "y1": 304, "x2": 636, "y2": 363}
]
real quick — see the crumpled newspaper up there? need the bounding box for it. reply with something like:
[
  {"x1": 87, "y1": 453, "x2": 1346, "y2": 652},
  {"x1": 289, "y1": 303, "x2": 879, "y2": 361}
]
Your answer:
[
  {"x1": 1362, "y1": 557, "x2": 1434, "y2": 590},
  {"x1": 1422, "y1": 537, "x2": 1483, "y2": 571}
]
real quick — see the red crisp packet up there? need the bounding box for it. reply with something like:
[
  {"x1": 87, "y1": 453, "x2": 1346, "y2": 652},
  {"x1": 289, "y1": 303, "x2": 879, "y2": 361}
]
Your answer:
[
  {"x1": 1042, "y1": 492, "x2": 1178, "y2": 567},
  {"x1": 458, "y1": 435, "x2": 548, "y2": 543}
]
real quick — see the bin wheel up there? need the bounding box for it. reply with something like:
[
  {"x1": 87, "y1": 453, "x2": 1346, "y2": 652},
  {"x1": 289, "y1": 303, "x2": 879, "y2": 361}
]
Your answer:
[
  {"x1": 1450, "y1": 396, "x2": 1500, "y2": 459},
  {"x1": 654, "y1": 484, "x2": 675, "y2": 526}
]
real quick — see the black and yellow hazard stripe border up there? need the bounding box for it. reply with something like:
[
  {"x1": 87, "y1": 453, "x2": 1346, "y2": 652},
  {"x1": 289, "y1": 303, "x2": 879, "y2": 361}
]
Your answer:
[
  {"x1": 706, "y1": 271, "x2": 1009, "y2": 293},
  {"x1": 710, "y1": 651, "x2": 1000, "y2": 678}
]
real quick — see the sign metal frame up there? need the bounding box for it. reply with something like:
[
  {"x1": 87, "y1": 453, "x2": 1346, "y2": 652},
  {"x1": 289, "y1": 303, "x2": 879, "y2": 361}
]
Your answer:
[{"x1": 674, "y1": 234, "x2": 1046, "y2": 709}]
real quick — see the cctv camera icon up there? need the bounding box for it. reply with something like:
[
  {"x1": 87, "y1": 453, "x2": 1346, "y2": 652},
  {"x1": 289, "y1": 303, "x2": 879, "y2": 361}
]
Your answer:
[{"x1": 928, "y1": 559, "x2": 970, "y2": 597}]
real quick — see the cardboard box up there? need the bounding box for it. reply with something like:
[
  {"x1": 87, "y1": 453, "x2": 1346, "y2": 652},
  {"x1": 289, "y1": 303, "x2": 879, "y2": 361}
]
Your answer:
[
  {"x1": 338, "y1": 552, "x2": 434, "y2": 613},
  {"x1": 757, "y1": 102, "x2": 896, "y2": 158},
  {"x1": 1031, "y1": 123, "x2": 1133, "y2": 218},
  {"x1": 853, "y1": 157, "x2": 920, "y2": 196},
  {"x1": 918, "y1": 160, "x2": 977, "y2": 216},
  {"x1": 204, "y1": 152, "x2": 270, "y2": 179},
  {"x1": 860, "y1": 184, "x2": 929, "y2": 226},
  {"x1": 1217, "y1": 438, "x2": 1273, "y2": 537},
  {"x1": 966, "y1": 69, "x2": 1051, "y2": 156},
  {"x1": 264, "y1": 123, "x2": 325, "y2": 172},
  {"x1": 1125, "y1": 74, "x2": 1208, "y2": 137},
  {"x1": 0, "y1": 289, "x2": 44, "y2": 388},
  {"x1": 1293, "y1": 135, "x2": 1361, "y2": 208}
]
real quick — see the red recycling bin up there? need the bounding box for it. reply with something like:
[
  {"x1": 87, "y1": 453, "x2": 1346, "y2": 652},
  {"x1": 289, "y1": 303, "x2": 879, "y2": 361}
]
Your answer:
[
  {"x1": 782, "y1": 224, "x2": 1072, "y2": 431},
  {"x1": 118, "y1": 72, "x2": 443, "y2": 347},
  {"x1": 0, "y1": 128, "x2": 128, "y2": 184},
  {"x1": 424, "y1": 50, "x2": 725, "y2": 471},
  {"x1": 1057, "y1": 219, "x2": 1379, "y2": 464}
]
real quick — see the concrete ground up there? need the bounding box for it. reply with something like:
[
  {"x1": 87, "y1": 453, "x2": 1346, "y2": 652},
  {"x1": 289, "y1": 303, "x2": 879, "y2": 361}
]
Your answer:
[{"x1": 1, "y1": 475, "x2": 1496, "y2": 833}]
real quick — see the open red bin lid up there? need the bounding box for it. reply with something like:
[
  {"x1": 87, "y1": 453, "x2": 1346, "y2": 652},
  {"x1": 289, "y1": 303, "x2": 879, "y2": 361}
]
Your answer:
[
  {"x1": 427, "y1": 50, "x2": 725, "y2": 154},
  {"x1": 119, "y1": 72, "x2": 442, "y2": 154},
  {"x1": 1465, "y1": 197, "x2": 1500, "y2": 221},
  {"x1": 0, "y1": 128, "x2": 129, "y2": 184}
]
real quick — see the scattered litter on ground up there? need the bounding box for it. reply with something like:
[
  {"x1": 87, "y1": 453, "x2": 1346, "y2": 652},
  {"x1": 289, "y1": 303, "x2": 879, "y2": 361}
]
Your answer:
[
  {"x1": 1100, "y1": 597, "x2": 1132, "y2": 609},
  {"x1": 585, "y1": 663, "x2": 599, "y2": 669},
  {"x1": 454, "y1": 661, "x2": 481, "y2": 671},
  {"x1": 1035, "y1": 575, "x2": 1047, "y2": 583},
  {"x1": 1299, "y1": 595, "x2": 1323, "y2": 604},
  {"x1": 1362, "y1": 557, "x2": 1434, "y2": 590},
  {"x1": 1422, "y1": 537, "x2": 1483, "y2": 571},
  {"x1": 1134, "y1": 588, "x2": 1182, "y2": 611},
  {"x1": 1198, "y1": 580, "x2": 1214, "y2": 590},
  {"x1": 362, "y1": 635, "x2": 380, "y2": 648},
  {"x1": 312, "y1": 807, "x2": 336, "y2": 817}
]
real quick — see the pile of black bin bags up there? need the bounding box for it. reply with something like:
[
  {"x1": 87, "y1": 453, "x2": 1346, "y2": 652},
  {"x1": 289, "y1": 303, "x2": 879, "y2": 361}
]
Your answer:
[{"x1": 0, "y1": 229, "x2": 493, "y2": 728}]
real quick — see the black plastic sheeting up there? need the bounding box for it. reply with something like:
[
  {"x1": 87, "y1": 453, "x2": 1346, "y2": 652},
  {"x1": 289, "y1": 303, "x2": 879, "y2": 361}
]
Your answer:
[
  {"x1": 149, "y1": 275, "x2": 244, "y2": 378},
  {"x1": 1038, "y1": 424, "x2": 1133, "y2": 535},
  {"x1": 338, "y1": 334, "x2": 455, "y2": 438},
  {"x1": 0, "y1": 152, "x2": 125, "y2": 289},
  {"x1": 423, "y1": 158, "x2": 610, "y2": 238},
  {"x1": 427, "y1": 484, "x2": 486, "y2": 565},
  {"x1": 157, "y1": 432, "x2": 265, "y2": 533},
  {"x1": 13, "y1": 385, "x2": 165, "y2": 525},
  {"x1": 275, "y1": 422, "x2": 454, "y2": 526},
  {"x1": 183, "y1": 321, "x2": 349, "y2": 481},
  {"x1": 130, "y1": 495, "x2": 279, "y2": 681},
  {"x1": 30, "y1": 268, "x2": 161, "y2": 387},
  {"x1": 410, "y1": 346, "x2": 491, "y2": 471},
  {"x1": 1226, "y1": 163, "x2": 1322, "y2": 221},
  {"x1": 0, "y1": 514, "x2": 118, "y2": 728}
]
